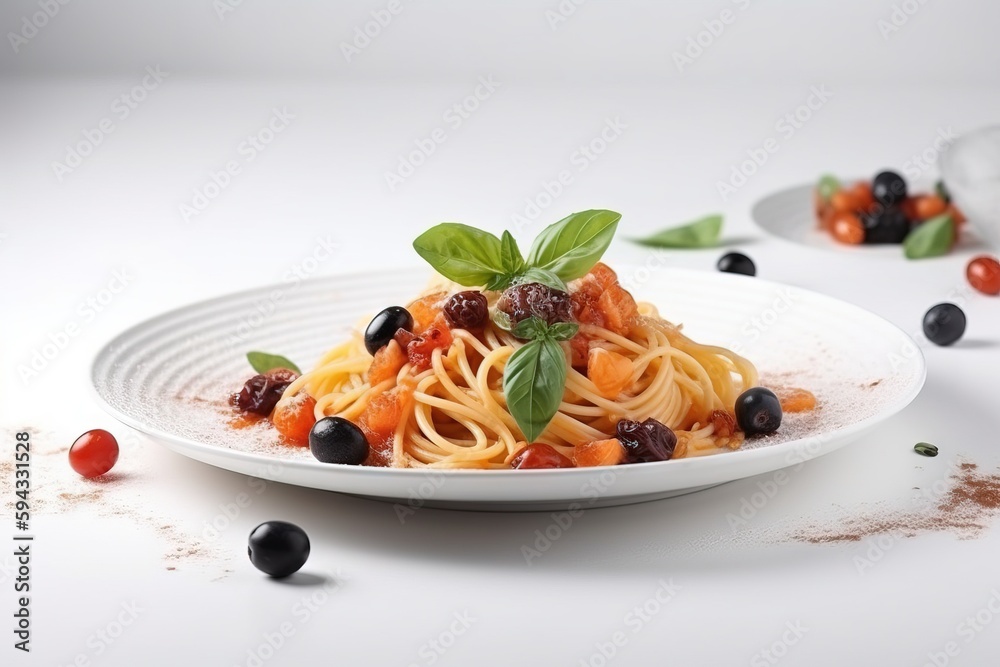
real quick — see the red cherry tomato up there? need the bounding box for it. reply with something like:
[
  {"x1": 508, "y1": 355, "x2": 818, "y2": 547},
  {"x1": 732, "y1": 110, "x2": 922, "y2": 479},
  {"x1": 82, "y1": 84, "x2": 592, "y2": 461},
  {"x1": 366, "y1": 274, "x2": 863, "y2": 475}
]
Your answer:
[
  {"x1": 967, "y1": 256, "x2": 1000, "y2": 296},
  {"x1": 69, "y1": 429, "x2": 120, "y2": 478},
  {"x1": 510, "y1": 443, "x2": 574, "y2": 469}
]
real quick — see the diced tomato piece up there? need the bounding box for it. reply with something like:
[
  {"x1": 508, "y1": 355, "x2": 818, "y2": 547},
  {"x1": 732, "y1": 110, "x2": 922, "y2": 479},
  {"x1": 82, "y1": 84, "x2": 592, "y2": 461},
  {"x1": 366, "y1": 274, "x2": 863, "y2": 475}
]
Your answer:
[
  {"x1": 359, "y1": 384, "x2": 414, "y2": 466},
  {"x1": 587, "y1": 348, "x2": 633, "y2": 398},
  {"x1": 570, "y1": 263, "x2": 638, "y2": 336},
  {"x1": 404, "y1": 316, "x2": 453, "y2": 372},
  {"x1": 597, "y1": 287, "x2": 638, "y2": 335},
  {"x1": 368, "y1": 339, "x2": 406, "y2": 385},
  {"x1": 407, "y1": 292, "x2": 447, "y2": 333},
  {"x1": 569, "y1": 333, "x2": 593, "y2": 369},
  {"x1": 913, "y1": 195, "x2": 948, "y2": 221},
  {"x1": 830, "y1": 189, "x2": 858, "y2": 213},
  {"x1": 272, "y1": 394, "x2": 317, "y2": 446},
  {"x1": 573, "y1": 438, "x2": 625, "y2": 467},
  {"x1": 510, "y1": 443, "x2": 574, "y2": 469},
  {"x1": 777, "y1": 388, "x2": 817, "y2": 413},
  {"x1": 850, "y1": 182, "x2": 875, "y2": 211}
]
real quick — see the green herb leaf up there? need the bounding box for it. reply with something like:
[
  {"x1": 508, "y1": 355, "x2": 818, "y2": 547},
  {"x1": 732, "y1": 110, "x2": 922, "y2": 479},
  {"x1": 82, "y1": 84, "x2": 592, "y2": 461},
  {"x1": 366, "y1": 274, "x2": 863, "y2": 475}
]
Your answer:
[
  {"x1": 914, "y1": 442, "x2": 939, "y2": 457},
  {"x1": 935, "y1": 180, "x2": 951, "y2": 204},
  {"x1": 511, "y1": 317, "x2": 548, "y2": 341},
  {"x1": 500, "y1": 230, "x2": 525, "y2": 274},
  {"x1": 817, "y1": 174, "x2": 841, "y2": 203},
  {"x1": 513, "y1": 267, "x2": 568, "y2": 292},
  {"x1": 247, "y1": 351, "x2": 301, "y2": 375},
  {"x1": 629, "y1": 214, "x2": 723, "y2": 249},
  {"x1": 546, "y1": 322, "x2": 579, "y2": 341},
  {"x1": 484, "y1": 274, "x2": 514, "y2": 291},
  {"x1": 904, "y1": 214, "x2": 955, "y2": 260},
  {"x1": 526, "y1": 210, "x2": 621, "y2": 282},
  {"x1": 503, "y1": 337, "x2": 566, "y2": 442},
  {"x1": 413, "y1": 223, "x2": 506, "y2": 286}
]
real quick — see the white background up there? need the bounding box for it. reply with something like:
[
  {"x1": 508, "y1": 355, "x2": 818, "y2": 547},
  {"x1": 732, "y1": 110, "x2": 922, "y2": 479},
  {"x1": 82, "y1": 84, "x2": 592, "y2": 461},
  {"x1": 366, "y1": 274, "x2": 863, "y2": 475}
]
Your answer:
[{"x1": 3, "y1": 2, "x2": 1000, "y2": 666}]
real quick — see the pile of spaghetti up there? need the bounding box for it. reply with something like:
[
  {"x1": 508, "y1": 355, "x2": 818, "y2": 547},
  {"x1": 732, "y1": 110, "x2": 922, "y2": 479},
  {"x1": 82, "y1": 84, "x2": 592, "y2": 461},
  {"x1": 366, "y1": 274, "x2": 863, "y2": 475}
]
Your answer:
[{"x1": 246, "y1": 210, "x2": 765, "y2": 470}]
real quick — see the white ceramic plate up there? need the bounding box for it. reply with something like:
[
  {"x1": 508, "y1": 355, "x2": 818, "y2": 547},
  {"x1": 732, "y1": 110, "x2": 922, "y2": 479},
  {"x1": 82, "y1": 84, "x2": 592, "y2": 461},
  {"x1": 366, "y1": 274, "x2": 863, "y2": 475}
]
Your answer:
[
  {"x1": 91, "y1": 267, "x2": 925, "y2": 511},
  {"x1": 751, "y1": 181, "x2": 982, "y2": 254}
]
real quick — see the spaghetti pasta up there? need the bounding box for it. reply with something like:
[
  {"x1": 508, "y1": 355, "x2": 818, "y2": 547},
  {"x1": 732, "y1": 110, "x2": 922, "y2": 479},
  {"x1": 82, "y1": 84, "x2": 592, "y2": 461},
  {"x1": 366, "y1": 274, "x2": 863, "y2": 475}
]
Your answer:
[{"x1": 277, "y1": 267, "x2": 758, "y2": 469}]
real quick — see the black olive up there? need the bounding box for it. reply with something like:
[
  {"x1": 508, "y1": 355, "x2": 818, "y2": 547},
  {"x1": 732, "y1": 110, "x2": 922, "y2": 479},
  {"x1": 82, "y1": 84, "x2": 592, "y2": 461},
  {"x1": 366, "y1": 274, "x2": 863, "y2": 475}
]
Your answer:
[
  {"x1": 717, "y1": 252, "x2": 756, "y2": 276},
  {"x1": 862, "y1": 206, "x2": 910, "y2": 244},
  {"x1": 872, "y1": 170, "x2": 907, "y2": 206},
  {"x1": 247, "y1": 521, "x2": 310, "y2": 578},
  {"x1": 309, "y1": 417, "x2": 370, "y2": 465},
  {"x1": 923, "y1": 303, "x2": 966, "y2": 346},
  {"x1": 231, "y1": 368, "x2": 299, "y2": 415},
  {"x1": 443, "y1": 291, "x2": 488, "y2": 330},
  {"x1": 364, "y1": 306, "x2": 413, "y2": 355},
  {"x1": 496, "y1": 283, "x2": 573, "y2": 326},
  {"x1": 735, "y1": 387, "x2": 782, "y2": 436},
  {"x1": 615, "y1": 417, "x2": 677, "y2": 463}
]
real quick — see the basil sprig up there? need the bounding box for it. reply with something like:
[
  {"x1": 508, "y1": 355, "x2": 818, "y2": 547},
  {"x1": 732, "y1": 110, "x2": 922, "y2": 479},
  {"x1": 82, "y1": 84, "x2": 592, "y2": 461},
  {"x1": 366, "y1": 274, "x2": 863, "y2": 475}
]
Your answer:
[
  {"x1": 247, "y1": 351, "x2": 301, "y2": 375},
  {"x1": 630, "y1": 214, "x2": 723, "y2": 249},
  {"x1": 503, "y1": 317, "x2": 578, "y2": 442},
  {"x1": 413, "y1": 209, "x2": 620, "y2": 291},
  {"x1": 904, "y1": 213, "x2": 955, "y2": 260},
  {"x1": 817, "y1": 174, "x2": 841, "y2": 203},
  {"x1": 413, "y1": 210, "x2": 618, "y2": 442},
  {"x1": 525, "y1": 210, "x2": 620, "y2": 281}
]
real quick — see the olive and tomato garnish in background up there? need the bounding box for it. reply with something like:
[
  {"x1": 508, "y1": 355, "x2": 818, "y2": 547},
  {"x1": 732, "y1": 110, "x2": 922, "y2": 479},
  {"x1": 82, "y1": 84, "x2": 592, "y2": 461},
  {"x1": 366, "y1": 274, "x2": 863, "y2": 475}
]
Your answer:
[{"x1": 814, "y1": 171, "x2": 966, "y2": 256}]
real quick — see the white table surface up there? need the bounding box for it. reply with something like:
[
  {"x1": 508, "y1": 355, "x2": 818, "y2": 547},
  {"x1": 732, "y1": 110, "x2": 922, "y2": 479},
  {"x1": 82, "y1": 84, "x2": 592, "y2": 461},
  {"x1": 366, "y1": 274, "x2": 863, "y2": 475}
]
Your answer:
[{"x1": 3, "y1": 79, "x2": 1000, "y2": 666}]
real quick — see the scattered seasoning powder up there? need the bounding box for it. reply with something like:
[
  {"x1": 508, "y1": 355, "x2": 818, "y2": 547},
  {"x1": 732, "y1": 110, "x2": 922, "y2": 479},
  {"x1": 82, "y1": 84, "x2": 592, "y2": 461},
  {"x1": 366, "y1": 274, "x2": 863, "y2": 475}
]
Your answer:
[
  {"x1": 1, "y1": 427, "x2": 228, "y2": 574},
  {"x1": 796, "y1": 461, "x2": 1000, "y2": 543}
]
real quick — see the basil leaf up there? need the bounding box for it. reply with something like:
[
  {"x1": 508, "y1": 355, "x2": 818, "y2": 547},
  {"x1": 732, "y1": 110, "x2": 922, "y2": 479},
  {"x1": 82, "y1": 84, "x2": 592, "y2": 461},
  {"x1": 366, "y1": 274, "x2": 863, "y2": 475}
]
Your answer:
[
  {"x1": 526, "y1": 210, "x2": 621, "y2": 282},
  {"x1": 413, "y1": 223, "x2": 505, "y2": 286},
  {"x1": 247, "y1": 351, "x2": 301, "y2": 375},
  {"x1": 503, "y1": 337, "x2": 566, "y2": 442},
  {"x1": 484, "y1": 274, "x2": 514, "y2": 291},
  {"x1": 817, "y1": 174, "x2": 840, "y2": 203},
  {"x1": 546, "y1": 322, "x2": 579, "y2": 341},
  {"x1": 513, "y1": 267, "x2": 568, "y2": 292},
  {"x1": 511, "y1": 316, "x2": 548, "y2": 341},
  {"x1": 500, "y1": 230, "x2": 525, "y2": 275},
  {"x1": 904, "y1": 214, "x2": 954, "y2": 260},
  {"x1": 935, "y1": 179, "x2": 951, "y2": 203},
  {"x1": 630, "y1": 214, "x2": 723, "y2": 249}
]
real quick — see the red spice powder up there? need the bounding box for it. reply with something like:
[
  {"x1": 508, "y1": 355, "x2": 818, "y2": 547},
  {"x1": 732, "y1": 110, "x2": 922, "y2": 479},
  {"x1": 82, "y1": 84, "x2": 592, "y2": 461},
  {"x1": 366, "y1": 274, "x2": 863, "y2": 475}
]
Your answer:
[{"x1": 796, "y1": 461, "x2": 1000, "y2": 543}]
